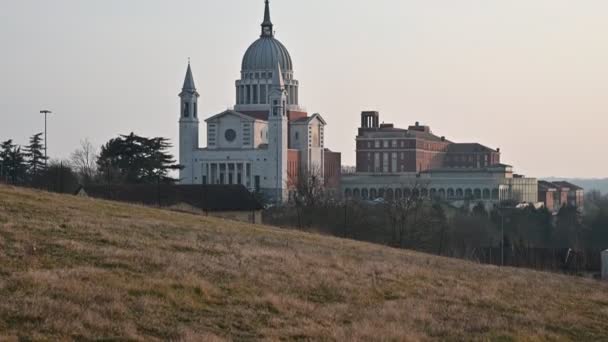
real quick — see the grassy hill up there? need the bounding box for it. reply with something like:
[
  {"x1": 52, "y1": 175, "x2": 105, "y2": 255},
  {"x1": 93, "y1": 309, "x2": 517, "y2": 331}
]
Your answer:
[{"x1": 0, "y1": 185, "x2": 607, "y2": 341}]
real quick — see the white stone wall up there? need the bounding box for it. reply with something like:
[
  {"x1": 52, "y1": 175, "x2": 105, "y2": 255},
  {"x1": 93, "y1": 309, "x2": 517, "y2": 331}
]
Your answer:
[{"x1": 341, "y1": 172, "x2": 538, "y2": 207}]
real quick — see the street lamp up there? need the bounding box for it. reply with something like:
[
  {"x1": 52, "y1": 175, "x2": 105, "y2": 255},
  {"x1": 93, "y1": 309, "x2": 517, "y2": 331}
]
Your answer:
[{"x1": 40, "y1": 110, "x2": 52, "y2": 167}]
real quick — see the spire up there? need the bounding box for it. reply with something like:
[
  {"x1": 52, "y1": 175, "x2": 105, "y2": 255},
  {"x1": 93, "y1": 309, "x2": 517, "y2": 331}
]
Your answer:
[
  {"x1": 261, "y1": 0, "x2": 273, "y2": 37},
  {"x1": 182, "y1": 62, "x2": 196, "y2": 92},
  {"x1": 272, "y1": 62, "x2": 285, "y2": 91}
]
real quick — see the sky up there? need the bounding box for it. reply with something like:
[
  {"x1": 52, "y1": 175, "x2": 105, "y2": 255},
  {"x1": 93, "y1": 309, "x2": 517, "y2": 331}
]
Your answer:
[{"x1": 0, "y1": 0, "x2": 606, "y2": 178}]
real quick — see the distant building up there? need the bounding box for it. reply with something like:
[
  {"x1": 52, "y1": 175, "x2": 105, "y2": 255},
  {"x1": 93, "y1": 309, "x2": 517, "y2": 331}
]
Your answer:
[
  {"x1": 342, "y1": 111, "x2": 538, "y2": 207},
  {"x1": 76, "y1": 184, "x2": 264, "y2": 224},
  {"x1": 178, "y1": 1, "x2": 341, "y2": 203},
  {"x1": 538, "y1": 180, "x2": 584, "y2": 212}
]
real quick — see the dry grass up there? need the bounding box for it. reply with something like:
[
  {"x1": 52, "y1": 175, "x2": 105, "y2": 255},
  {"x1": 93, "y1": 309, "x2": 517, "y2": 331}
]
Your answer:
[{"x1": 0, "y1": 185, "x2": 607, "y2": 341}]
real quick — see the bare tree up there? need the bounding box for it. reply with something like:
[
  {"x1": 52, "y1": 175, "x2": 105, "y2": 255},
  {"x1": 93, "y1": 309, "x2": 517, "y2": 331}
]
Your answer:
[
  {"x1": 382, "y1": 180, "x2": 430, "y2": 248},
  {"x1": 290, "y1": 165, "x2": 326, "y2": 228},
  {"x1": 70, "y1": 138, "x2": 97, "y2": 184}
]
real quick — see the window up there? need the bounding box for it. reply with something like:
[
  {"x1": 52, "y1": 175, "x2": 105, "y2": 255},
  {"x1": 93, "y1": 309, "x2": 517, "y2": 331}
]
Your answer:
[
  {"x1": 225, "y1": 129, "x2": 237, "y2": 142},
  {"x1": 383, "y1": 153, "x2": 389, "y2": 173},
  {"x1": 383, "y1": 140, "x2": 389, "y2": 148},
  {"x1": 193, "y1": 102, "x2": 197, "y2": 118},
  {"x1": 374, "y1": 153, "x2": 380, "y2": 172},
  {"x1": 375, "y1": 140, "x2": 380, "y2": 148},
  {"x1": 391, "y1": 153, "x2": 397, "y2": 173},
  {"x1": 183, "y1": 103, "x2": 189, "y2": 117},
  {"x1": 295, "y1": 132, "x2": 299, "y2": 140},
  {"x1": 260, "y1": 85, "x2": 267, "y2": 104}
]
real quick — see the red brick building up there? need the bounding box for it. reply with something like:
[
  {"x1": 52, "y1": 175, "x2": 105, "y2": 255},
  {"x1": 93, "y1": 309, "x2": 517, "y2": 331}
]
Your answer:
[
  {"x1": 355, "y1": 111, "x2": 501, "y2": 174},
  {"x1": 538, "y1": 180, "x2": 585, "y2": 212}
]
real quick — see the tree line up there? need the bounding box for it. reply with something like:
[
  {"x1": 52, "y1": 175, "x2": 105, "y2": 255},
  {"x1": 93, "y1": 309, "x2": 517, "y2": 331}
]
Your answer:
[
  {"x1": 0, "y1": 132, "x2": 180, "y2": 193},
  {"x1": 265, "y1": 170, "x2": 608, "y2": 274}
]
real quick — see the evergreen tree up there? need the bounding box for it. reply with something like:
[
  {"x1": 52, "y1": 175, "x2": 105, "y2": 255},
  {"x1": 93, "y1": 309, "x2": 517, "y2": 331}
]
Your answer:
[
  {"x1": 0, "y1": 140, "x2": 27, "y2": 184},
  {"x1": 24, "y1": 132, "x2": 46, "y2": 178},
  {"x1": 97, "y1": 133, "x2": 181, "y2": 184},
  {"x1": 554, "y1": 205, "x2": 584, "y2": 249}
]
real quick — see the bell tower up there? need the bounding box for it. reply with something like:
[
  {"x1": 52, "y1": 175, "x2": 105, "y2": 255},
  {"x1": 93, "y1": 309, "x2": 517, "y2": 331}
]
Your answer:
[
  {"x1": 268, "y1": 62, "x2": 288, "y2": 202},
  {"x1": 179, "y1": 62, "x2": 200, "y2": 184}
]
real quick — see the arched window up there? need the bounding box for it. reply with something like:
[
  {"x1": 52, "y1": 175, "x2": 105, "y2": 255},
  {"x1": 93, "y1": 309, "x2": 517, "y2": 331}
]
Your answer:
[
  {"x1": 447, "y1": 188, "x2": 455, "y2": 199},
  {"x1": 465, "y1": 189, "x2": 473, "y2": 199},
  {"x1": 370, "y1": 188, "x2": 377, "y2": 200},
  {"x1": 438, "y1": 189, "x2": 446, "y2": 199},
  {"x1": 386, "y1": 189, "x2": 394, "y2": 201},
  {"x1": 345, "y1": 189, "x2": 352, "y2": 198},
  {"x1": 353, "y1": 188, "x2": 361, "y2": 199},
  {"x1": 378, "y1": 188, "x2": 385, "y2": 199},
  {"x1": 362, "y1": 188, "x2": 369, "y2": 200},
  {"x1": 474, "y1": 189, "x2": 482, "y2": 200},
  {"x1": 483, "y1": 189, "x2": 491, "y2": 199},
  {"x1": 456, "y1": 189, "x2": 464, "y2": 199},
  {"x1": 184, "y1": 102, "x2": 190, "y2": 118},
  {"x1": 395, "y1": 188, "x2": 403, "y2": 200}
]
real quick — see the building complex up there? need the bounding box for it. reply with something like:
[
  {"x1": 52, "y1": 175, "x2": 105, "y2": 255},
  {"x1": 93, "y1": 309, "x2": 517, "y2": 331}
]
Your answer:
[{"x1": 178, "y1": 0, "x2": 582, "y2": 210}]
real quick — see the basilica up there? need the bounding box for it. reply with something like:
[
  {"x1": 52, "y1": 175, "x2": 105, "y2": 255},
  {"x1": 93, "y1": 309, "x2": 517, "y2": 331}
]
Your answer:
[{"x1": 178, "y1": 0, "x2": 341, "y2": 202}]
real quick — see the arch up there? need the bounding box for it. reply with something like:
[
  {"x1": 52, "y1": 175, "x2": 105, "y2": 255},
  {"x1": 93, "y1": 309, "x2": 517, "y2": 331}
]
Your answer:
[
  {"x1": 492, "y1": 189, "x2": 499, "y2": 200},
  {"x1": 361, "y1": 188, "x2": 369, "y2": 200},
  {"x1": 404, "y1": 188, "x2": 412, "y2": 198},
  {"x1": 395, "y1": 188, "x2": 403, "y2": 200},
  {"x1": 447, "y1": 188, "x2": 455, "y2": 199},
  {"x1": 483, "y1": 188, "x2": 491, "y2": 199},
  {"x1": 378, "y1": 188, "x2": 386, "y2": 199},
  {"x1": 456, "y1": 188, "x2": 464, "y2": 199},
  {"x1": 465, "y1": 188, "x2": 473, "y2": 199},
  {"x1": 474, "y1": 188, "x2": 482, "y2": 200},
  {"x1": 345, "y1": 188, "x2": 352, "y2": 198},
  {"x1": 370, "y1": 188, "x2": 377, "y2": 200},
  {"x1": 353, "y1": 188, "x2": 361, "y2": 199},
  {"x1": 438, "y1": 188, "x2": 446, "y2": 199},
  {"x1": 430, "y1": 188, "x2": 437, "y2": 199},
  {"x1": 421, "y1": 188, "x2": 429, "y2": 198},
  {"x1": 386, "y1": 189, "x2": 394, "y2": 201}
]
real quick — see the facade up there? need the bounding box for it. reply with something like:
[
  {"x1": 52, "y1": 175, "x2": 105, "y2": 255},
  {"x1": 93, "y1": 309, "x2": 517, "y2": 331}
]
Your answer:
[
  {"x1": 538, "y1": 180, "x2": 585, "y2": 212},
  {"x1": 178, "y1": 0, "x2": 341, "y2": 202},
  {"x1": 343, "y1": 112, "x2": 538, "y2": 207}
]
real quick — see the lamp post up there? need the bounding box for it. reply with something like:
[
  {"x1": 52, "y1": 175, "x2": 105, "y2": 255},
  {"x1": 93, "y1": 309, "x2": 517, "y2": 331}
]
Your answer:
[{"x1": 40, "y1": 110, "x2": 52, "y2": 167}]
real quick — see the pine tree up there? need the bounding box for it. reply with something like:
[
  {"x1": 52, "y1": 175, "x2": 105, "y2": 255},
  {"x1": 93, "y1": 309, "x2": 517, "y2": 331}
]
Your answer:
[
  {"x1": 24, "y1": 132, "x2": 46, "y2": 178},
  {"x1": 97, "y1": 133, "x2": 181, "y2": 184},
  {"x1": 0, "y1": 140, "x2": 27, "y2": 184}
]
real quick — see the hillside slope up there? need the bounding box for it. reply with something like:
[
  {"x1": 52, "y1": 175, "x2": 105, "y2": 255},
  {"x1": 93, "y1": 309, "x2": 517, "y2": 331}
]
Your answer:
[{"x1": 0, "y1": 185, "x2": 607, "y2": 341}]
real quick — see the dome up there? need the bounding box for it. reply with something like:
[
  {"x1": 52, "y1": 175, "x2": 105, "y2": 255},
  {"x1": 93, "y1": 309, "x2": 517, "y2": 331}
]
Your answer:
[{"x1": 241, "y1": 36, "x2": 293, "y2": 72}]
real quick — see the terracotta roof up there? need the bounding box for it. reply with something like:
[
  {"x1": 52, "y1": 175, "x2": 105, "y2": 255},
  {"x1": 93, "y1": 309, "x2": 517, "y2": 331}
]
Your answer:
[{"x1": 77, "y1": 184, "x2": 263, "y2": 212}]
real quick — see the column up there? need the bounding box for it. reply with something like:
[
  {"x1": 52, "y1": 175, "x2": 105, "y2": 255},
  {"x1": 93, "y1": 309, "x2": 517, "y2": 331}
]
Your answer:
[{"x1": 233, "y1": 163, "x2": 237, "y2": 184}]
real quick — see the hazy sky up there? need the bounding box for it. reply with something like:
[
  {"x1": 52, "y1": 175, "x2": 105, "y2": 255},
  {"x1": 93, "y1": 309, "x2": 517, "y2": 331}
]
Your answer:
[{"x1": 1, "y1": 0, "x2": 606, "y2": 178}]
